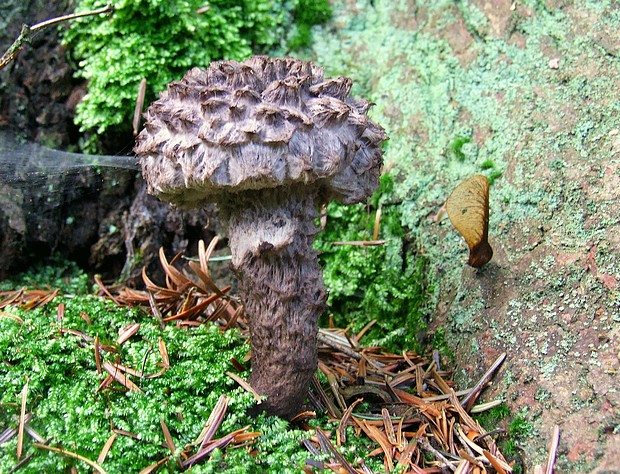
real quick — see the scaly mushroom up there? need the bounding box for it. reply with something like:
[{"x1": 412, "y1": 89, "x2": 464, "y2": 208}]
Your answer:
[{"x1": 135, "y1": 56, "x2": 386, "y2": 418}]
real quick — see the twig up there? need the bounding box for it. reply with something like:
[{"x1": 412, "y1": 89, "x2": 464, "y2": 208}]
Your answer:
[
  {"x1": 317, "y1": 331, "x2": 361, "y2": 361},
  {"x1": 419, "y1": 437, "x2": 457, "y2": 472},
  {"x1": 461, "y1": 352, "x2": 506, "y2": 412},
  {"x1": 0, "y1": 4, "x2": 114, "y2": 71}
]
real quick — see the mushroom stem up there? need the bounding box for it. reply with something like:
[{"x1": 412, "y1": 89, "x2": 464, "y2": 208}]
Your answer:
[{"x1": 218, "y1": 186, "x2": 327, "y2": 419}]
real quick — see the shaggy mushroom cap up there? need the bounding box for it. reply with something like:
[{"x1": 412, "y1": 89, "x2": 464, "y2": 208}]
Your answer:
[{"x1": 135, "y1": 55, "x2": 386, "y2": 207}]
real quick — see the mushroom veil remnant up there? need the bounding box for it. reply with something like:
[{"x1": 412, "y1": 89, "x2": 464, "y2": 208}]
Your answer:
[{"x1": 135, "y1": 56, "x2": 387, "y2": 418}]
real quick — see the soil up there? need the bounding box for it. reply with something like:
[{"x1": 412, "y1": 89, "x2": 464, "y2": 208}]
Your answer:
[{"x1": 0, "y1": 1, "x2": 219, "y2": 284}]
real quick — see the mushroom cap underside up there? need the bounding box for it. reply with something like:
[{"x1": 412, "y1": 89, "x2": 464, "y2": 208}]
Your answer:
[{"x1": 135, "y1": 56, "x2": 387, "y2": 208}]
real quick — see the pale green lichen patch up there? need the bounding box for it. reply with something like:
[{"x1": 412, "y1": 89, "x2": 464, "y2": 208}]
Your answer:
[{"x1": 311, "y1": 0, "x2": 620, "y2": 468}]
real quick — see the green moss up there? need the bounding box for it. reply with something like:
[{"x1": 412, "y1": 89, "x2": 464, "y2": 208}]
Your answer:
[
  {"x1": 509, "y1": 412, "x2": 535, "y2": 439},
  {"x1": 503, "y1": 411, "x2": 536, "y2": 473},
  {"x1": 0, "y1": 262, "x2": 396, "y2": 472},
  {"x1": 479, "y1": 159, "x2": 495, "y2": 170},
  {"x1": 316, "y1": 175, "x2": 431, "y2": 352},
  {"x1": 0, "y1": 256, "x2": 89, "y2": 294},
  {"x1": 0, "y1": 290, "x2": 253, "y2": 473},
  {"x1": 475, "y1": 403, "x2": 510, "y2": 431},
  {"x1": 449, "y1": 135, "x2": 472, "y2": 162},
  {"x1": 474, "y1": 405, "x2": 535, "y2": 473},
  {"x1": 487, "y1": 168, "x2": 503, "y2": 185},
  {"x1": 311, "y1": 0, "x2": 620, "y2": 398},
  {"x1": 429, "y1": 326, "x2": 454, "y2": 361},
  {"x1": 286, "y1": 0, "x2": 332, "y2": 51}
]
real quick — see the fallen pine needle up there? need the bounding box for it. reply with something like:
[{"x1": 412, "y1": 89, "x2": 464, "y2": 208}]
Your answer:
[
  {"x1": 33, "y1": 443, "x2": 108, "y2": 474},
  {"x1": 338, "y1": 398, "x2": 363, "y2": 446},
  {"x1": 545, "y1": 425, "x2": 560, "y2": 474},
  {"x1": 484, "y1": 449, "x2": 508, "y2": 474},
  {"x1": 138, "y1": 456, "x2": 170, "y2": 474},
  {"x1": 193, "y1": 395, "x2": 228, "y2": 448},
  {"x1": 160, "y1": 418, "x2": 176, "y2": 454},
  {"x1": 0, "y1": 311, "x2": 23, "y2": 323},
  {"x1": 158, "y1": 337, "x2": 170, "y2": 368},
  {"x1": 462, "y1": 352, "x2": 506, "y2": 412},
  {"x1": 419, "y1": 437, "x2": 456, "y2": 472},
  {"x1": 455, "y1": 459, "x2": 471, "y2": 474},
  {"x1": 97, "y1": 433, "x2": 117, "y2": 465},
  {"x1": 133, "y1": 77, "x2": 147, "y2": 136},
  {"x1": 94, "y1": 335, "x2": 102, "y2": 374},
  {"x1": 314, "y1": 429, "x2": 358, "y2": 474},
  {"x1": 226, "y1": 372, "x2": 261, "y2": 403},
  {"x1": 373, "y1": 204, "x2": 382, "y2": 241},
  {"x1": 103, "y1": 361, "x2": 143, "y2": 392},
  {"x1": 182, "y1": 427, "x2": 249, "y2": 469},
  {"x1": 117, "y1": 323, "x2": 140, "y2": 345},
  {"x1": 355, "y1": 417, "x2": 394, "y2": 472},
  {"x1": 17, "y1": 379, "x2": 28, "y2": 460},
  {"x1": 469, "y1": 399, "x2": 504, "y2": 413}
]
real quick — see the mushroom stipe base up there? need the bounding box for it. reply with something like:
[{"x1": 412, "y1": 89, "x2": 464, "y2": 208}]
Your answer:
[{"x1": 219, "y1": 187, "x2": 327, "y2": 419}]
